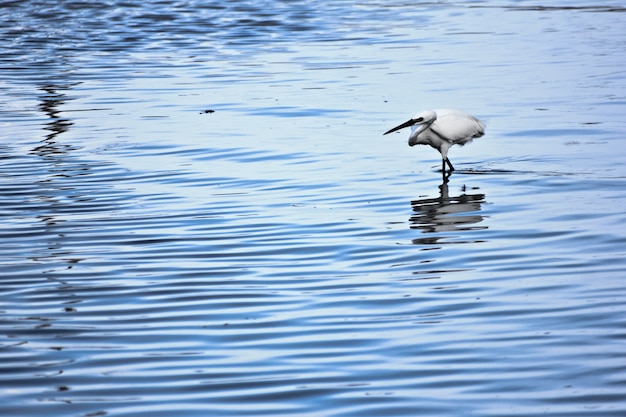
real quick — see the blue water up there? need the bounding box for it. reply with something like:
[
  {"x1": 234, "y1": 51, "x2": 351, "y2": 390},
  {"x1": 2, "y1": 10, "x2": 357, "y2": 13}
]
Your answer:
[{"x1": 2, "y1": 1, "x2": 626, "y2": 416}]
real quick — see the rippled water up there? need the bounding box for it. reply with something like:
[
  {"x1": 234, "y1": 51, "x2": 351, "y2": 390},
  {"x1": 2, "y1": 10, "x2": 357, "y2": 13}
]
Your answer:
[{"x1": 2, "y1": 1, "x2": 626, "y2": 416}]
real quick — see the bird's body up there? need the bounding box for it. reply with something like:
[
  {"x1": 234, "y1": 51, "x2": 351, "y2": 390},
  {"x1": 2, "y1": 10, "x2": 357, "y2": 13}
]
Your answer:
[{"x1": 383, "y1": 109, "x2": 485, "y2": 172}]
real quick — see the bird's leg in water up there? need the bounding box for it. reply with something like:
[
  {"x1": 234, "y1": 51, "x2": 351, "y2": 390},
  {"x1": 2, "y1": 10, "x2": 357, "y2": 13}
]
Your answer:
[
  {"x1": 442, "y1": 170, "x2": 452, "y2": 184},
  {"x1": 445, "y1": 158, "x2": 455, "y2": 172}
]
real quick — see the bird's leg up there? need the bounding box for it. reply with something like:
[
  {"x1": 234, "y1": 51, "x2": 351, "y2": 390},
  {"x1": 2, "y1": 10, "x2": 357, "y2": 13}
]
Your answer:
[
  {"x1": 445, "y1": 158, "x2": 455, "y2": 172},
  {"x1": 442, "y1": 169, "x2": 452, "y2": 184}
]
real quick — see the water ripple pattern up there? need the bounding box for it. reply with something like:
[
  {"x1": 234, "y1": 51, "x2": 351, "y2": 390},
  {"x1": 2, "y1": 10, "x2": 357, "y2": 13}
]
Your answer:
[{"x1": 1, "y1": 1, "x2": 626, "y2": 416}]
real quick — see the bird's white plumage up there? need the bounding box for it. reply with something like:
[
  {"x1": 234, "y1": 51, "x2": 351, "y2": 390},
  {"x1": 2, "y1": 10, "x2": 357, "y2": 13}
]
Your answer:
[
  {"x1": 414, "y1": 108, "x2": 484, "y2": 145},
  {"x1": 383, "y1": 108, "x2": 485, "y2": 173}
]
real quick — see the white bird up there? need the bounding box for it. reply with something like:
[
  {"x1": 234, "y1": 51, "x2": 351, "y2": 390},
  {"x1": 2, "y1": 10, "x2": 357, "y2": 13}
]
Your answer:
[{"x1": 383, "y1": 109, "x2": 485, "y2": 173}]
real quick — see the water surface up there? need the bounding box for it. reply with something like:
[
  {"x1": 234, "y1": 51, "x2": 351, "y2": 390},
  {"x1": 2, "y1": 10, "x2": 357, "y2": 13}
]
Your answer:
[{"x1": 2, "y1": 1, "x2": 626, "y2": 416}]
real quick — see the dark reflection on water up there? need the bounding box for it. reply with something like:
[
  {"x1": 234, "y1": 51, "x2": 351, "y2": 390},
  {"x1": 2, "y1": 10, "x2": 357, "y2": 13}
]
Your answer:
[
  {"x1": 410, "y1": 179, "x2": 486, "y2": 245},
  {"x1": 32, "y1": 84, "x2": 78, "y2": 156}
]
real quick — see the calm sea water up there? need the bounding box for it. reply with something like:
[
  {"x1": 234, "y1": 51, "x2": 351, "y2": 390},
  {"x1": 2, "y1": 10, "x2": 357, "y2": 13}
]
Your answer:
[{"x1": 2, "y1": 1, "x2": 626, "y2": 416}]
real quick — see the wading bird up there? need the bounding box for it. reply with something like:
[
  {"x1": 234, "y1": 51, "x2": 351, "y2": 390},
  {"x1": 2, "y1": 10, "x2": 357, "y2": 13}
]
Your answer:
[{"x1": 383, "y1": 109, "x2": 485, "y2": 173}]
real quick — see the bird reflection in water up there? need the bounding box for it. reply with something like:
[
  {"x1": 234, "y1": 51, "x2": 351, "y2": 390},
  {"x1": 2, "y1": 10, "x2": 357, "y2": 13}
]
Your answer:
[{"x1": 410, "y1": 177, "x2": 487, "y2": 245}]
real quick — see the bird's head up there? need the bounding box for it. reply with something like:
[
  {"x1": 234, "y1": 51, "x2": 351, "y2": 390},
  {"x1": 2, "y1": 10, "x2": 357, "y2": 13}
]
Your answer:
[{"x1": 383, "y1": 110, "x2": 437, "y2": 135}]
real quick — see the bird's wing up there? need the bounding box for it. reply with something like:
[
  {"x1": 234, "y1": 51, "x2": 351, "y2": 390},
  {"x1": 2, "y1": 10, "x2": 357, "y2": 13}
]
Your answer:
[{"x1": 433, "y1": 110, "x2": 485, "y2": 145}]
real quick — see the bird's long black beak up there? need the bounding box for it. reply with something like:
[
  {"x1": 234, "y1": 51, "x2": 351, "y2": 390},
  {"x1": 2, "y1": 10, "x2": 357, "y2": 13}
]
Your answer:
[{"x1": 383, "y1": 119, "x2": 416, "y2": 135}]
